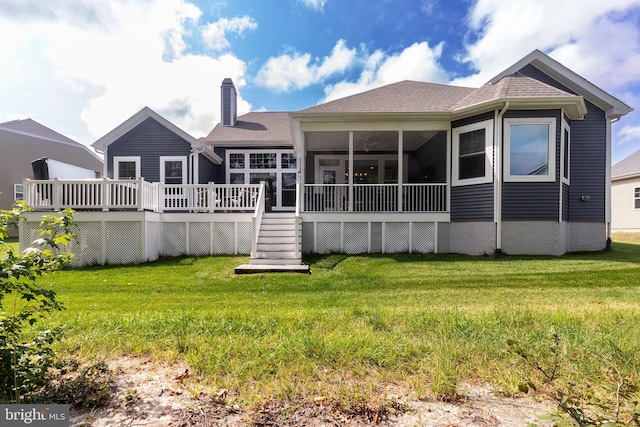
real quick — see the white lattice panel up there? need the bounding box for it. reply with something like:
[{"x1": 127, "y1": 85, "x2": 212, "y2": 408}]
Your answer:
[
  {"x1": 412, "y1": 222, "x2": 435, "y2": 253},
  {"x1": 188, "y1": 223, "x2": 211, "y2": 256},
  {"x1": 162, "y1": 223, "x2": 187, "y2": 257},
  {"x1": 384, "y1": 222, "x2": 409, "y2": 253},
  {"x1": 212, "y1": 223, "x2": 235, "y2": 254},
  {"x1": 105, "y1": 222, "x2": 143, "y2": 264},
  {"x1": 236, "y1": 223, "x2": 252, "y2": 254},
  {"x1": 70, "y1": 221, "x2": 102, "y2": 266},
  {"x1": 316, "y1": 222, "x2": 341, "y2": 253},
  {"x1": 343, "y1": 223, "x2": 369, "y2": 254}
]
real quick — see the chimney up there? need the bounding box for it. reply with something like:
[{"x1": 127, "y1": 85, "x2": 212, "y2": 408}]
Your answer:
[{"x1": 221, "y1": 78, "x2": 237, "y2": 127}]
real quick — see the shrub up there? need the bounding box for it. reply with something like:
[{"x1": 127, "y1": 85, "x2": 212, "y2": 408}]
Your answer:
[{"x1": 0, "y1": 202, "x2": 76, "y2": 403}]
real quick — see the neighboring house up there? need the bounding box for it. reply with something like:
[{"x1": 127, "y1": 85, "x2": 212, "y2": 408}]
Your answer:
[
  {"x1": 611, "y1": 149, "x2": 640, "y2": 231},
  {"x1": 0, "y1": 118, "x2": 103, "y2": 213},
  {"x1": 20, "y1": 49, "x2": 634, "y2": 266}
]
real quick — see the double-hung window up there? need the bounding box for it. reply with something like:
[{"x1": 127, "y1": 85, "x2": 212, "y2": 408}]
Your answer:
[
  {"x1": 14, "y1": 183, "x2": 24, "y2": 201},
  {"x1": 504, "y1": 117, "x2": 556, "y2": 182},
  {"x1": 634, "y1": 187, "x2": 640, "y2": 210},
  {"x1": 452, "y1": 119, "x2": 493, "y2": 186}
]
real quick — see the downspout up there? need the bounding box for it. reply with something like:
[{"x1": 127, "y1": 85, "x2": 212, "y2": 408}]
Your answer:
[
  {"x1": 495, "y1": 102, "x2": 509, "y2": 253},
  {"x1": 605, "y1": 116, "x2": 619, "y2": 246}
]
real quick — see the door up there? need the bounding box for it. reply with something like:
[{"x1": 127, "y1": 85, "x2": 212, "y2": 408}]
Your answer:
[{"x1": 316, "y1": 160, "x2": 345, "y2": 211}]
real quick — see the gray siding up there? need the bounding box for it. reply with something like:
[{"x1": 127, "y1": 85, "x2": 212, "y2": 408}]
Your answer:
[
  {"x1": 450, "y1": 112, "x2": 495, "y2": 222},
  {"x1": 518, "y1": 64, "x2": 607, "y2": 222},
  {"x1": 501, "y1": 109, "x2": 561, "y2": 221},
  {"x1": 107, "y1": 117, "x2": 192, "y2": 182},
  {"x1": 451, "y1": 183, "x2": 494, "y2": 222},
  {"x1": 198, "y1": 153, "x2": 216, "y2": 184},
  {"x1": 567, "y1": 101, "x2": 606, "y2": 222}
]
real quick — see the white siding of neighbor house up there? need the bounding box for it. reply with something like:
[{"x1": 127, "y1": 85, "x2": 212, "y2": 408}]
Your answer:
[{"x1": 611, "y1": 178, "x2": 640, "y2": 231}]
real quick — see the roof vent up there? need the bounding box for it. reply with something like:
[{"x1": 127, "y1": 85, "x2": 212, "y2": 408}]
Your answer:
[{"x1": 221, "y1": 78, "x2": 237, "y2": 127}]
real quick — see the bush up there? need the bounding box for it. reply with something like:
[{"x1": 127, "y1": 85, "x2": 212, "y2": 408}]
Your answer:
[{"x1": 0, "y1": 202, "x2": 76, "y2": 403}]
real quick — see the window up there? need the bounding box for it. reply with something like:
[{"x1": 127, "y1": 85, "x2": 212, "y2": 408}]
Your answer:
[
  {"x1": 114, "y1": 156, "x2": 140, "y2": 179},
  {"x1": 281, "y1": 153, "x2": 297, "y2": 169},
  {"x1": 229, "y1": 153, "x2": 244, "y2": 169},
  {"x1": 504, "y1": 117, "x2": 556, "y2": 182},
  {"x1": 250, "y1": 153, "x2": 276, "y2": 169},
  {"x1": 561, "y1": 119, "x2": 570, "y2": 184},
  {"x1": 14, "y1": 184, "x2": 24, "y2": 201},
  {"x1": 452, "y1": 119, "x2": 493, "y2": 186},
  {"x1": 635, "y1": 187, "x2": 640, "y2": 210},
  {"x1": 160, "y1": 156, "x2": 187, "y2": 184}
]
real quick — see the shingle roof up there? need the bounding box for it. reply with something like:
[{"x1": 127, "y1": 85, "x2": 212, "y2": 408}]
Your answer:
[
  {"x1": 612, "y1": 149, "x2": 640, "y2": 179},
  {"x1": 452, "y1": 73, "x2": 577, "y2": 110},
  {"x1": 297, "y1": 81, "x2": 476, "y2": 114},
  {"x1": 203, "y1": 112, "x2": 292, "y2": 143},
  {"x1": 0, "y1": 118, "x2": 79, "y2": 145}
]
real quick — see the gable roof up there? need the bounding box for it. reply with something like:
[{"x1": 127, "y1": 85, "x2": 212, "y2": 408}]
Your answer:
[
  {"x1": 612, "y1": 149, "x2": 640, "y2": 180},
  {"x1": 0, "y1": 118, "x2": 102, "y2": 163},
  {"x1": 92, "y1": 107, "x2": 222, "y2": 164},
  {"x1": 202, "y1": 112, "x2": 293, "y2": 146},
  {"x1": 488, "y1": 49, "x2": 633, "y2": 119}
]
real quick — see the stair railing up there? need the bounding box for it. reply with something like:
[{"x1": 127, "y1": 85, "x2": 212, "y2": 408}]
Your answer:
[{"x1": 251, "y1": 181, "x2": 266, "y2": 259}]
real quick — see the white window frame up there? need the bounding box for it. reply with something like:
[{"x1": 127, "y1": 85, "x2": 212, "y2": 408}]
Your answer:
[
  {"x1": 634, "y1": 187, "x2": 640, "y2": 210},
  {"x1": 504, "y1": 117, "x2": 556, "y2": 183},
  {"x1": 160, "y1": 156, "x2": 187, "y2": 184},
  {"x1": 14, "y1": 183, "x2": 24, "y2": 201},
  {"x1": 561, "y1": 118, "x2": 570, "y2": 185},
  {"x1": 114, "y1": 156, "x2": 141, "y2": 180},
  {"x1": 452, "y1": 119, "x2": 494, "y2": 187}
]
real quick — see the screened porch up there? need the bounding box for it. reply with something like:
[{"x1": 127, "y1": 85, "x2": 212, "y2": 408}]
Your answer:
[{"x1": 301, "y1": 130, "x2": 448, "y2": 213}]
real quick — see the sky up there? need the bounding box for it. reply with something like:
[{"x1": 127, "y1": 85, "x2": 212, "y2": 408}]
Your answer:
[{"x1": 0, "y1": 0, "x2": 639, "y2": 164}]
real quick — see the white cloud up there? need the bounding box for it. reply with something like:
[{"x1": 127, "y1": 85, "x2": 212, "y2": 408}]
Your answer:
[
  {"x1": 297, "y1": 0, "x2": 328, "y2": 11},
  {"x1": 255, "y1": 39, "x2": 357, "y2": 91},
  {"x1": 0, "y1": 0, "x2": 252, "y2": 144},
  {"x1": 453, "y1": 0, "x2": 640, "y2": 89},
  {"x1": 322, "y1": 41, "x2": 448, "y2": 102},
  {"x1": 201, "y1": 16, "x2": 258, "y2": 51}
]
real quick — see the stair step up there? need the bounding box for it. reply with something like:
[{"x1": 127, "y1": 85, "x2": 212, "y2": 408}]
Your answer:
[
  {"x1": 261, "y1": 218, "x2": 296, "y2": 226},
  {"x1": 257, "y1": 245, "x2": 297, "y2": 253},
  {"x1": 258, "y1": 236, "x2": 296, "y2": 244},
  {"x1": 259, "y1": 230, "x2": 296, "y2": 237},
  {"x1": 249, "y1": 257, "x2": 302, "y2": 265},
  {"x1": 262, "y1": 213, "x2": 296, "y2": 219}
]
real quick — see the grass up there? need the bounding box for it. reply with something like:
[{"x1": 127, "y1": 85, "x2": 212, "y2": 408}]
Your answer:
[{"x1": 11, "y1": 236, "x2": 640, "y2": 406}]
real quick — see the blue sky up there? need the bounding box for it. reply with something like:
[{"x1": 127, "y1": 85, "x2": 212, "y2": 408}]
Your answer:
[{"x1": 0, "y1": 0, "x2": 639, "y2": 163}]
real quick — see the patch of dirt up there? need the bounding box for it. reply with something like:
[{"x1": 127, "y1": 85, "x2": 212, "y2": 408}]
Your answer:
[{"x1": 70, "y1": 357, "x2": 554, "y2": 426}]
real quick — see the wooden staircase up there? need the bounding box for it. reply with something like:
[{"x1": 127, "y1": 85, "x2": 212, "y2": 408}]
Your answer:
[{"x1": 235, "y1": 212, "x2": 309, "y2": 273}]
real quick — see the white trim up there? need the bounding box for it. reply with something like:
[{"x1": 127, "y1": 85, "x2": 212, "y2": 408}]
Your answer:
[
  {"x1": 633, "y1": 187, "x2": 640, "y2": 210},
  {"x1": 452, "y1": 119, "x2": 494, "y2": 187},
  {"x1": 114, "y1": 156, "x2": 141, "y2": 179},
  {"x1": 504, "y1": 117, "x2": 556, "y2": 183},
  {"x1": 561, "y1": 118, "x2": 570, "y2": 185},
  {"x1": 160, "y1": 156, "x2": 187, "y2": 184}
]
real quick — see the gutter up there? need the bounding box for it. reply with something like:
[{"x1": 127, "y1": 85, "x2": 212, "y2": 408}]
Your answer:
[{"x1": 495, "y1": 102, "x2": 509, "y2": 253}]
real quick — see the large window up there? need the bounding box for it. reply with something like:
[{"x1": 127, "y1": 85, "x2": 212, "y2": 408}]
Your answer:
[
  {"x1": 114, "y1": 156, "x2": 140, "y2": 179},
  {"x1": 160, "y1": 156, "x2": 187, "y2": 184},
  {"x1": 504, "y1": 117, "x2": 556, "y2": 182},
  {"x1": 227, "y1": 150, "x2": 296, "y2": 210},
  {"x1": 452, "y1": 119, "x2": 493, "y2": 186}
]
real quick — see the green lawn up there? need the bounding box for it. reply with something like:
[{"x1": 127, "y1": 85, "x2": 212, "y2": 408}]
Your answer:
[{"x1": 16, "y1": 236, "x2": 640, "y2": 405}]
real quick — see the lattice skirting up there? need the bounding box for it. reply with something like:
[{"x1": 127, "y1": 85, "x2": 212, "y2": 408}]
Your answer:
[
  {"x1": 308, "y1": 221, "x2": 436, "y2": 254},
  {"x1": 20, "y1": 214, "x2": 252, "y2": 267}
]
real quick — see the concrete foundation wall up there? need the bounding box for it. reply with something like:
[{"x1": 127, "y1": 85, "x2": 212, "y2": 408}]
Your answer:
[{"x1": 448, "y1": 222, "x2": 496, "y2": 255}]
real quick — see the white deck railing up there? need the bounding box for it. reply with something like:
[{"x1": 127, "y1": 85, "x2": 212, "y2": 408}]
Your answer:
[
  {"x1": 24, "y1": 179, "x2": 260, "y2": 213},
  {"x1": 303, "y1": 183, "x2": 447, "y2": 212}
]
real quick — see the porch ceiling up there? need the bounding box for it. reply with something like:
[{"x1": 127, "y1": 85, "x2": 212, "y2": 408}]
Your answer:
[{"x1": 304, "y1": 130, "x2": 441, "y2": 152}]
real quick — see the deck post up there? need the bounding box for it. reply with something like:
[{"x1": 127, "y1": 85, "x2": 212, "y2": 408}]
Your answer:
[
  {"x1": 102, "y1": 178, "x2": 109, "y2": 211},
  {"x1": 52, "y1": 178, "x2": 61, "y2": 211}
]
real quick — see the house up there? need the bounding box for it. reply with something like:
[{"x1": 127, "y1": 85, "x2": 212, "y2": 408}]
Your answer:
[
  {"x1": 611, "y1": 149, "x2": 640, "y2": 231},
  {"x1": 0, "y1": 118, "x2": 102, "y2": 213},
  {"x1": 19, "y1": 49, "x2": 633, "y2": 266}
]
